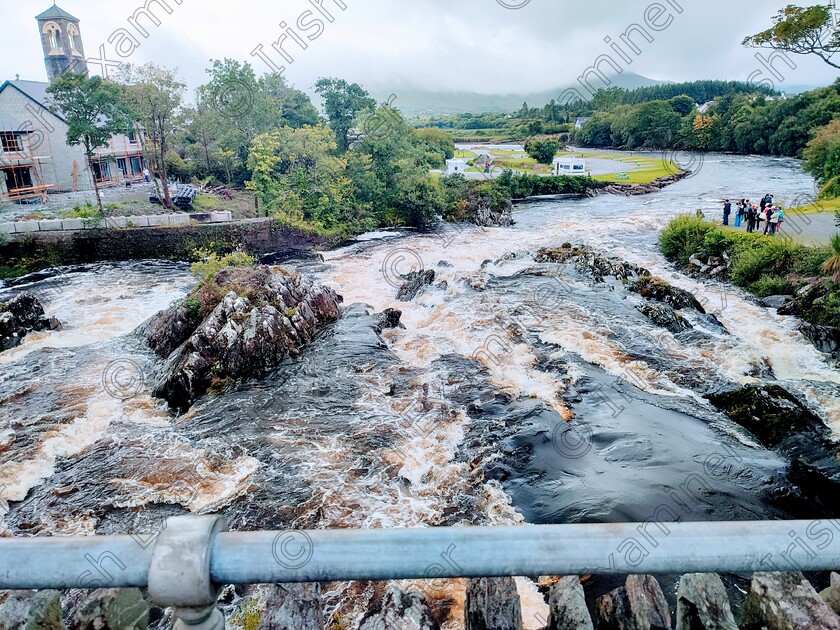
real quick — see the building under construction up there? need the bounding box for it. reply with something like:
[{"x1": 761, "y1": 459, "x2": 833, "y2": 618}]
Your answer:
[{"x1": 0, "y1": 5, "x2": 146, "y2": 204}]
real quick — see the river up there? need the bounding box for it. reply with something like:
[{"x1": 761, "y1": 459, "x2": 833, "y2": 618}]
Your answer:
[{"x1": 0, "y1": 153, "x2": 837, "y2": 628}]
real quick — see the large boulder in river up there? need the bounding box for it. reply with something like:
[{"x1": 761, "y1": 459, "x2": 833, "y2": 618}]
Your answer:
[
  {"x1": 797, "y1": 322, "x2": 840, "y2": 355},
  {"x1": 144, "y1": 267, "x2": 342, "y2": 411},
  {"x1": 536, "y1": 245, "x2": 646, "y2": 284},
  {"x1": 629, "y1": 276, "x2": 705, "y2": 313},
  {"x1": 706, "y1": 384, "x2": 840, "y2": 506},
  {"x1": 705, "y1": 384, "x2": 828, "y2": 448},
  {"x1": 466, "y1": 189, "x2": 514, "y2": 227},
  {"x1": 0, "y1": 292, "x2": 61, "y2": 351},
  {"x1": 636, "y1": 302, "x2": 692, "y2": 332},
  {"x1": 740, "y1": 572, "x2": 840, "y2": 630}
]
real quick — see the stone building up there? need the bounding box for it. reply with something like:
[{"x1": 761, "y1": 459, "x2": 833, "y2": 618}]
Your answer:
[{"x1": 0, "y1": 4, "x2": 145, "y2": 203}]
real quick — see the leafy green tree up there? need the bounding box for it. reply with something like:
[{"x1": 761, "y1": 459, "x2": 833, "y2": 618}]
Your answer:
[
  {"x1": 117, "y1": 63, "x2": 186, "y2": 208},
  {"x1": 744, "y1": 4, "x2": 840, "y2": 69},
  {"x1": 524, "y1": 137, "x2": 560, "y2": 164},
  {"x1": 804, "y1": 119, "x2": 840, "y2": 196},
  {"x1": 46, "y1": 73, "x2": 132, "y2": 216},
  {"x1": 314, "y1": 78, "x2": 376, "y2": 153},
  {"x1": 669, "y1": 95, "x2": 696, "y2": 116}
]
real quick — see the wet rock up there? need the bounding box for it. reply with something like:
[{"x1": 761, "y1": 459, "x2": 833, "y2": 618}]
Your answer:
[
  {"x1": 258, "y1": 583, "x2": 322, "y2": 630},
  {"x1": 373, "y1": 307, "x2": 403, "y2": 332},
  {"x1": 547, "y1": 576, "x2": 593, "y2": 630},
  {"x1": 397, "y1": 270, "x2": 436, "y2": 301},
  {"x1": 596, "y1": 574, "x2": 671, "y2": 630},
  {"x1": 359, "y1": 585, "x2": 439, "y2": 630},
  {"x1": 675, "y1": 573, "x2": 737, "y2": 630},
  {"x1": 0, "y1": 590, "x2": 65, "y2": 630},
  {"x1": 705, "y1": 384, "x2": 828, "y2": 448},
  {"x1": 464, "y1": 577, "x2": 522, "y2": 630},
  {"x1": 142, "y1": 301, "x2": 201, "y2": 359},
  {"x1": 438, "y1": 260, "x2": 454, "y2": 268},
  {"x1": 797, "y1": 322, "x2": 840, "y2": 355},
  {"x1": 740, "y1": 572, "x2": 840, "y2": 630},
  {"x1": 71, "y1": 588, "x2": 149, "y2": 630},
  {"x1": 148, "y1": 268, "x2": 342, "y2": 411},
  {"x1": 0, "y1": 292, "x2": 61, "y2": 351},
  {"x1": 636, "y1": 302, "x2": 692, "y2": 332},
  {"x1": 688, "y1": 254, "x2": 705, "y2": 269},
  {"x1": 821, "y1": 573, "x2": 840, "y2": 615},
  {"x1": 536, "y1": 246, "x2": 646, "y2": 284},
  {"x1": 761, "y1": 295, "x2": 795, "y2": 310},
  {"x1": 467, "y1": 190, "x2": 514, "y2": 227},
  {"x1": 629, "y1": 276, "x2": 705, "y2": 313}
]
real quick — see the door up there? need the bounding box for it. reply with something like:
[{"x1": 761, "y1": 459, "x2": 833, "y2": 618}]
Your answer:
[{"x1": 117, "y1": 158, "x2": 127, "y2": 176}]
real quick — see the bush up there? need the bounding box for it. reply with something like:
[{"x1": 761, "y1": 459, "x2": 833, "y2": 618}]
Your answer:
[
  {"x1": 190, "y1": 250, "x2": 255, "y2": 283},
  {"x1": 658, "y1": 215, "x2": 713, "y2": 264},
  {"x1": 748, "y1": 275, "x2": 797, "y2": 297},
  {"x1": 730, "y1": 239, "x2": 802, "y2": 287}
]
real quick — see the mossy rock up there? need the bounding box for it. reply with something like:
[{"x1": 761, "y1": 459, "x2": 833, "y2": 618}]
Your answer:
[
  {"x1": 706, "y1": 384, "x2": 827, "y2": 448},
  {"x1": 629, "y1": 276, "x2": 705, "y2": 313}
]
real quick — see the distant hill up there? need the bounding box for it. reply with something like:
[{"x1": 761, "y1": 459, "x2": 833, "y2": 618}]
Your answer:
[{"x1": 373, "y1": 72, "x2": 670, "y2": 117}]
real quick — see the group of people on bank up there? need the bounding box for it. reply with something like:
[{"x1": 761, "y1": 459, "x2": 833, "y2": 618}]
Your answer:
[{"x1": 721, "y1": 195, "x2": 784, "y2": 235}]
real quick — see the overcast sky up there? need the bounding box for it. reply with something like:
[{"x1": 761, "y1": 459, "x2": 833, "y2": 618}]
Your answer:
[{"x1": 2, "y1": 0, "x2": 838, "y2": 99}]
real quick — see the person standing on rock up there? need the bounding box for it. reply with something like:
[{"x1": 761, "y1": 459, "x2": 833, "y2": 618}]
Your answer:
[{"x1": 722, "y1": 200, "x2": 731, "y2": 226}]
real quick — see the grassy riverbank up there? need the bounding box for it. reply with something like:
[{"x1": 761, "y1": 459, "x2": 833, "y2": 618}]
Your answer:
[{"x1": 660, "y1": 215, "x2": 840, "y2": 329}]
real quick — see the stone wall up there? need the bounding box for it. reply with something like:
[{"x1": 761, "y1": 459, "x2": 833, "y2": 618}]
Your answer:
[{"x1": 0, "y1": 218, "x2": 338, "y2": 267}]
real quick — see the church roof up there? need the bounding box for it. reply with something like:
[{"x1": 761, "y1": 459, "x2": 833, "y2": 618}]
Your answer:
[
  {"x1": 35, "y1": 5, "x2": 79, "y2": 21},
  {"x1": 0, "y1": 80, "x2": 66, "y2": 124}
]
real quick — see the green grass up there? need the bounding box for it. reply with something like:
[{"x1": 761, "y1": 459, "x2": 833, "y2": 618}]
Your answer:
[{"x1": 787, "y1": 196, "x2": 840, "y2": 215}]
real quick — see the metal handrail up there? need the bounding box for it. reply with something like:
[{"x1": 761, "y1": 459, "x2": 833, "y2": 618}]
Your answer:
[{"x1": 1, "y1": 518, "x2": 838, "y2": 628}]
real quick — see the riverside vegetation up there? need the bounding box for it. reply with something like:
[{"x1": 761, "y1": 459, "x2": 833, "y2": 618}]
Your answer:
[{"x1": 660, "y1": 215, "x2": 840, "y2": 350}]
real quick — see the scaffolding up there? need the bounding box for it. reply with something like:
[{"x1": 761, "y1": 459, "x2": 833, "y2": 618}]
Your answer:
[
  {"x1": 91, "y1": 130, "x2": 146, "y2": 188},
  {"x1": 0, "y1": 127, "x2": 54, "y2": 203}
]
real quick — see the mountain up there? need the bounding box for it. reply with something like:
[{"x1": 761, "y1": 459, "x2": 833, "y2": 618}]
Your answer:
[{"x1": 373, "y1": 72, "x2": 670, "y2": 118}]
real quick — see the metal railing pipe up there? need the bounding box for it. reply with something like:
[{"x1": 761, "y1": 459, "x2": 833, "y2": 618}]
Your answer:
[
  {"x1": 210, "y1": 520, "x2": 840, "y2": 583},
  {"x1": 2, "y1": 520, "x2": 839, "y2": 591},
  {"x1": 0, "y1": 534, "x2": 153, "y2": 590}
]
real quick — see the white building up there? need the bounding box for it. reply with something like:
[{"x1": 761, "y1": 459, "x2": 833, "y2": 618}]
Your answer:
[
  {"x1": 0, "y1": 5, "x2": 145, "y2": 203},
  {"x1": 445, "y1": 158, "x2": 467, "y2": 176},
  {"x1": 553, "y1": 157, "x2": 589, "y2": 177},
  {"x1": 574, "y1": 117, "x2": 592, "y2": 130}
]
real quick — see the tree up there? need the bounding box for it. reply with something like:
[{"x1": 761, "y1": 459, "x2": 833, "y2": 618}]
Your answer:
[
  {"x1": 314, "y1": 78, "x2": 376, "y2": 153},
  {"x1": 743, "y1": 4, "x2": 840, "y2": 69},
  {"x1": 804, "y1": 118, "x2": 840, "y2": 196},
  {"x1": 46, "y1": 73, "x2": 132, "y2": 216},
  {"x1": 117, "y1": 63, "x2": 186, "y2": 209},
  {"x1": 524, "y1": 137, "x2": 561, "y2": 164},
  {"x1": 669, "y1": 95, "x2": 696, "y2": 116}
]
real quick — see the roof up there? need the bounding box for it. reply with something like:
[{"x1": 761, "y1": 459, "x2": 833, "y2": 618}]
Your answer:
[
  {"x1": 35, "y1": 4, "x2": 79, "y2": 21},
  {"x1": 0, "y1": 80, "x2": 65, "y2": 123}
]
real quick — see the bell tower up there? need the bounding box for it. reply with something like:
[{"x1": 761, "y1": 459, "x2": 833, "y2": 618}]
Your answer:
[{"x1": 36, "y1": 4, "x2": 88, "y2": 81}]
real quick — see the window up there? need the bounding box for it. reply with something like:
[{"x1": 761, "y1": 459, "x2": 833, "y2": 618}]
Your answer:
[
  {"x1": 117, "y1": 158, "x2": 128, "y2": 176},
  {"x1": 128, "y1": 130, "x2": 137, "y2": 144},
  {"x1": 67, "y1": 24, "x2": 81, "y2": 54},
  {"x1": 43, "y1": 23, "x2": 61, "y2": 52},
  {"x1": 1, "y1": 132, "x2": 24, "y2": 153}
]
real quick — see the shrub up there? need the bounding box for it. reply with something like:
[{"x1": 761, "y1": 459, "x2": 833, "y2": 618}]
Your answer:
[
  {"x1": 730, "y1": 239, "x2": 803, "y2": 287},
  {"x1": 190, "y1": 250, "x2": 255, "y2": 283},
  {"x1": 748, "y1": 275, "x2": 797, "y2": 297},
  {"x1": 659, "y1": 215, "x2": 713, "y2": 264}
]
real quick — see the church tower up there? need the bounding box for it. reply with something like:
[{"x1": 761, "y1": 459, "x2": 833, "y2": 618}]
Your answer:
[{"x1": 36, "y1": 4, "x2": 88, "y2": 81}]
